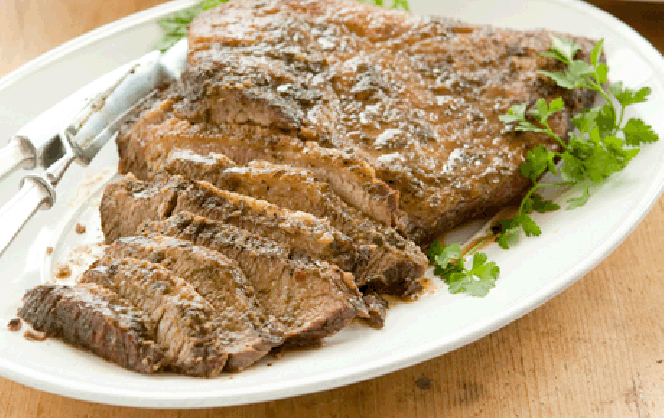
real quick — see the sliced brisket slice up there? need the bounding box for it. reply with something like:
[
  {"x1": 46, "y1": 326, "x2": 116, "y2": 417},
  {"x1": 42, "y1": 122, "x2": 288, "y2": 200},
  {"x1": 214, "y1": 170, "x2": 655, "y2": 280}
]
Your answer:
[
  {"x1": 101, "y1": 173, "x2": 423, "y2": 296},
  {"x1": 104, "y1": 234, "x2": 281, "y2": 371},
  {"x1": 163, "y1": 154, "x2": 427, "y2": 295},
  {"x1": 116, "y1": 98, "x2": 399, "y2": 227},
  {"x1": 175, "y1": 180, "x2": 359, "y2": 273},
  {"x1": 19, "y1": 283, "x2": 164, "y2": 374},
  {"x1": 80, "y1": 257, "x2": 227, "y2": 377},
  {"x1": 100, "y1": 173, "x2": 187, "y2": 244},
  {"x1": 142, "y1": 211, "x2": 364, "y2": 344}
]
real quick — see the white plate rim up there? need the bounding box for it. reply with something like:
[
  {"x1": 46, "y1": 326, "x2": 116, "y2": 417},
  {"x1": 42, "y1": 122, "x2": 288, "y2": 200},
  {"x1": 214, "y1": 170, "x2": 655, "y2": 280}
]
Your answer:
[{"x1": 0, "y1": 0, "x2": 663, "y2": 408}]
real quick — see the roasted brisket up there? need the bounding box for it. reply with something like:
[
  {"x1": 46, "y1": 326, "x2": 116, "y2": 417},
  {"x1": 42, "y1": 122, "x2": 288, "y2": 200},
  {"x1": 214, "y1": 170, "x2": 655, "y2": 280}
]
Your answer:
[
  {"x1": 101, "y1": 173, "x2": 426, "y2": 295},
  {"x1": 80, "y1": 257, "x2": 228, "y2": 377},
  {"x1": 19, "y1": 283, "x2": 164, "y2": 374},
  {"x1": 20, "y1": 0, "x2": 604, "y2": 377},
  {"x1": 142, "y1": 211, "x2": 364, "y2": 344},
  {"x1": 104, "y1": 234, "x2": 280, "y2": 371},
  {"x1": 117, "y1": 0, "x2": 599, "y2": 245}
]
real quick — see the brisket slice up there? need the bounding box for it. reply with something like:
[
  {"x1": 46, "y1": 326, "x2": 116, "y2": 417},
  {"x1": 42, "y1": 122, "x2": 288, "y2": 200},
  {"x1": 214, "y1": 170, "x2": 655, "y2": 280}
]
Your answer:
[
  {"x1": 80, "y1": 257, "x2": 227, "y2": 377},
  {"x1": 101, "y1": 173, "x2": 423, "y2": 296},
  {"x1": 164, "y1": 152, "x2": 427, "y2": 295},
  {"x1": 163, "y1": 0, "x2": 600, "y2": 246},
  {"x1": 104, "y1": 234, "x2": 280, "y2": 371},
  {"x1": 141, "y1": 211, "x2": 364, "y2": 344},
  {"x1": 100, "y1": 172, "x2": 186, "y2": 243},
  {"x1": 19, "y1": 283, "x2": 164, "y2": 374},
  {"x1": 117, "y1": 98, "x2": 399, "y2": 227},
  {"x1": 175, "y1": 180, "x2": 359, "y2": 273},
  {"x1": 102, "y1": 173, "x2": 357, "y2": 272}
]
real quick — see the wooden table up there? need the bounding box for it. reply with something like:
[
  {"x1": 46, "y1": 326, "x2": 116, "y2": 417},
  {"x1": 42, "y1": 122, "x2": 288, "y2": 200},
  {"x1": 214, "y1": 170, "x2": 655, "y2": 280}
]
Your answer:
[{"x1": 1, "y1": 1, "x2": 663, "y2": 416}]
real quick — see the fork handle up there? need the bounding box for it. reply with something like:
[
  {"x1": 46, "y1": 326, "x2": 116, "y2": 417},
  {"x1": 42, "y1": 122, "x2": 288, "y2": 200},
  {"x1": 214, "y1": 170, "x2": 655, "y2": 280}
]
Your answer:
[
  {"x1": 0, "y1": 136, "x2": 36, "y2": 182},
  {"x1": 0, "y1": 176, "x2": 54, "y2": 258}
]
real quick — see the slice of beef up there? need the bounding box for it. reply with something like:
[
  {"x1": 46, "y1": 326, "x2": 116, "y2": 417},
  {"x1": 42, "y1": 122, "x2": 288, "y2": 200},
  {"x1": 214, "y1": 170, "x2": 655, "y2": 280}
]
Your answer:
[
  {"x1": 116, "y1": 98, "x2": 399, "y2": 227},
  {"x1": 177, "y1": 51, "x2": 315, "y2": 132},
  {"x1": 19, "y1": 283, "x2": 164, "y2": 374},
  {"x1": 100, "y1": 173, "x2": 187, "y2": 243},
  {"x1": 116, "y1": 94, "x2": 179, "y2": 179},
  {"x1": 141, "y1": 211, "x2": 364, "y2": 344},
  {"x1": 175, "y1": 180, "x2": 359, "y2": 273},
  {"x1": 104, "y1": 234, "x2": 280, "y2": 371},
  {"x1": 163, "y1": 155, "x2": 427, "y2": 295},
  {"x1": 101, "y1": 173, "x2": 424, "y2": 295},
  {"x1": 80, "y1": 257, "x2": 227, "y2": 377}
]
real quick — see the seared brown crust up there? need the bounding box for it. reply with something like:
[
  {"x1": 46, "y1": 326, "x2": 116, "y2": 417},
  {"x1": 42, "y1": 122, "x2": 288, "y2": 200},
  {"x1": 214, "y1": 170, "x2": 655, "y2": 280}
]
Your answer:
[
  {"x1": 104, "y1": 234, "x2": 280, "y2": 371},
  {"x1": 80, "y1": 257, "x2": 228, "y2": 377},
  {"x1": 142, "y1": 211, "x2": 364, "y2": 344},
  {"x1": 19, "y1": 284, "x2": 164, "y2": 374}
]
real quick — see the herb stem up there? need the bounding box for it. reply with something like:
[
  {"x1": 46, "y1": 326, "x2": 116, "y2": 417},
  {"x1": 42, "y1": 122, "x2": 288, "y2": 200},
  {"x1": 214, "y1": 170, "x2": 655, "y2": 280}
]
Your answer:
[{"x1": 546, "y1": 128, "x2": 568, "y2": 150}]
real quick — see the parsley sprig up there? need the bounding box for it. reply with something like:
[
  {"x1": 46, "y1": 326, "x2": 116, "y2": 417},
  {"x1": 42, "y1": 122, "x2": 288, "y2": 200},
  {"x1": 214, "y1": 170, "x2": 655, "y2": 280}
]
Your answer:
[
  {"x1": 155, "y1": 0, "x2": 410, "y2": 51},
  {"x1": 428, "y1": 242, "x2": 500, "y2": 297},
  {"x1": 431, "y1": 37, "x2": 659, "y2": 297}
]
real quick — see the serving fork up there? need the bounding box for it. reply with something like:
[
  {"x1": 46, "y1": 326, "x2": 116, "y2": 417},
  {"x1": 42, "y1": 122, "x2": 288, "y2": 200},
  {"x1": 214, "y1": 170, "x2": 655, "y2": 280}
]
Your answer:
[{"x1": 0, "y1": 40, "x2": 187, "y2": 257}]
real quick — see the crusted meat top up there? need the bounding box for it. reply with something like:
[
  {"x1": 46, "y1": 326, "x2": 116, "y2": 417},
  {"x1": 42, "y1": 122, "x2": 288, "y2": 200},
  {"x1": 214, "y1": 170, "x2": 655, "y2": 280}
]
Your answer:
[{"x1": 174, "y1": 0, "x2": 599, "y2": 244}]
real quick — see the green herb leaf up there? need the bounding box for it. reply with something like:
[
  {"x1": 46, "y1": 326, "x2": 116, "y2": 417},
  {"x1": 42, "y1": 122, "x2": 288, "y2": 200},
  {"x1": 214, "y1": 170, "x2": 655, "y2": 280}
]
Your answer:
[
  {"x1": 429, "y1": 242, "x2": 498, "y2": 297},
  {"x1": 515, "y1": 121, "x2": 549, "y2": 134},
  {"x1": 519, "y1": 213, "x2": 542, "y2": 237},
  {"x1": 472, "y1": 252, "x2": 488, "y2": 269},
  {"x1": 539, "y1": 70, "x2": 579, "y2": 90},
  {"x1": 392, "y1": 0, "x2": 411, "y2": 10},
  {"x1": 623, "y1": 118, "x2": 658, "y2": 145},
  {"x1": 520, "y1": 146, "x2": 557, "y2": 181},
  {"x1": 596, "y1": 63, "x2": 608, "y2": 84},
  {"x1": 529, "y1": 97, "x2": 564, "y2": 124},
  {"x1": 590, "y1": 39, "x2": 603, "y2": 67},
  {"x1": 497, "y1": 218, "x2": 522, "y2": 249},
  {"x1": 530, "y1": 194, "x2": 561, "y2": 213},
  {"x1": 427, "y1": 240, "x2": 444, "y2": 263},
  {"x1": 498, "y1": 104, "x2": 527, "y2": 123},
  {"x1": 546, "y1": 36, "x2": 582, "y2": 64},
  {"x1": 608, "y1": 82, "x2": 652, "y2": 107}
]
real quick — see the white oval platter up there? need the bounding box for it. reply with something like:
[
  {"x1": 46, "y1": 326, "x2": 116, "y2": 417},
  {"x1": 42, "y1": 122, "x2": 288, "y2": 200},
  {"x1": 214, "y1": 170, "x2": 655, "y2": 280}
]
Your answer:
[{"x1": 0, "y1": 0, "x2": 662, "y2": 408}]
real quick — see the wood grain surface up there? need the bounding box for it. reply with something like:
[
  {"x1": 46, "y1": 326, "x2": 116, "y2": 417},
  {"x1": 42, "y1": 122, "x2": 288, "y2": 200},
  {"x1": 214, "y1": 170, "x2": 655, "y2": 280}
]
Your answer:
[{"x1": 1, "y1": 1, "x2": 663, "y2": 416}]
